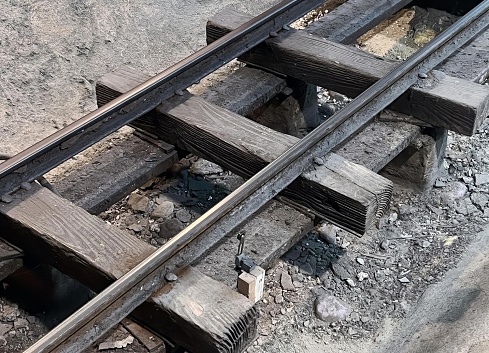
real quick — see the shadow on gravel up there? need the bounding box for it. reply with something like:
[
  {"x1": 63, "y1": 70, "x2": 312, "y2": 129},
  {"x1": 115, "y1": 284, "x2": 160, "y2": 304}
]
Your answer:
[{"x1": 282, "y1": 232, "x2": 346, "y2": 286}]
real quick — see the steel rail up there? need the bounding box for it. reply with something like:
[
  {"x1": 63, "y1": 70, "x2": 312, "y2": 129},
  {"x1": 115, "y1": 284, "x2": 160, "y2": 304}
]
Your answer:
[
  {"x1": 0, "y1": 0, "x2": 325, "y2": 197},
  {"x1": 25, "y1": 2, "x2": 489, "y2": 352}
]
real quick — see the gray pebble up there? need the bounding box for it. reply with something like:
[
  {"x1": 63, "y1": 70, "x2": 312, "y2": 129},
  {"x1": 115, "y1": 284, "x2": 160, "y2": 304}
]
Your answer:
[
  {"x1": 175, "y1": 209, "x2": 192, "y2": 223},
  {"x1": 165, "y1": 273, "x2": 178, "y2": 282},
  {"x1": 159, "y1": 218, "x2": 184, "y2": 239},
  {"x1": 314, "y1": 294, "x2": 351, "y2": 322}
]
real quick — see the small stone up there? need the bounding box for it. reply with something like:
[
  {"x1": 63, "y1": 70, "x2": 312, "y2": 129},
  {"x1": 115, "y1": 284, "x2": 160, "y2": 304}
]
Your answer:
[
  {"x1": 275, "y1": 295, "x2": 284, "y2": 304},
  {"x1": 462, "y1": 176, "x2": 473, "y2": 185},
  {"x1": 398, "y1": 204, "x2": 416, "y2": 220},
  {"x1": 127, "y1": 193, "x2": 149, "y2": 213},
  {"x1": 0, "y1": 304, "x2": 19, "y2": 322},
  {"x1": 20, "y1": 182, "x2": 32, "y2": 191},
  {"x1": 348, "y1": 327, "x2": 357, "y2": 336},
  {"x1": 151, "y1": 201, "x2": 174, "y2": 219},
  {"x1": 434, "y1": 179, "x2": 447, "y2": 188},
  {"x1": 313, "y1": 157, "x2": 324, "y2": 165},
  {"x1": 398, "y1": 277, "x2": 410, "y2": 283},
  {"x1": 475, "y1": 174, "x2": 489, "y2": 186},
  {"x1": 165, "y1": 273, "x2": 178, "y2": 282},
  {"x1": 290, "y1": 265, "x2": 299, "y2": 275},
  {"x1": 331, "y1": 263, "x2": 351, "y2": 280},
  {"x1": 443, "y1": 236, "x2": 458, "y2": 247},
  {"x1": 299, "y1": 262, "x2": 314, "y2": 276},
  {"x1": 175, "y1": 209, "x2": 192, "y2": 223},
  {"x1": 139, "y1": 179, "x2": 155, "y2": 190},
  {"x1": 280, "y1": 308, "x2": 286, "y2": 315},
  {"x1": 292, "y1": 273, "x2": 304, "y2": 282},
  {"x1": 455, "y1": 198, "x2": 480, "y2": 216},
  {"x1": 345, "y1": 278, "x2": 356, "y2": 287},
  {"x1": 422, "y1": 240, "x2": 430, "y2": 248},
  {"x1": 0, "y1": 324, "x2": 12, "y2": 336},
  {"x1": 388, "y1": 212, "x2": 398, "y2": 224},
  {"x1": 293, "y1": 281, "x2": 304, "y2": 288},
  {"x1": 0, "y1": 194, "x2": 13, "y2": 203},
  {"x1": 127, "y1": 224, "x2": 143, "y2": 232},
  {"x1": 26, "y1": 316, "x2": 36, "y2": 325},
  {"x1": 471, "y1": 193, "x2": 489, "y2": 209},
  {"x1": 314, "y1": 294, "x2": 351, "y2": 322},
  {"x1": 317, "y1": 224, "x2": 337, "y2": 244},
  {"x1": 375, "y1": 270, "x2": 386, "y2": 282},
  {"x1": 357, "y1": 272, "x2": 369, "y2": 282},
  {"x1": 280, "y1": 272, "x2": 295, "y2": 291},
  {"x1": 285, "y1": 249, "x2": 301, "y2": 261},
  {"x1": 13, "y1": 318, "x2": 28, "y2": 330},
  {"x1": 159, "y1": 219, "x2": 184, "y2": 239},
  {"x1": 440, "y1": 181, "x2": 467, "y2": 205},
  {"x1": 0, "y1": 335, "x2": 6, "y2": 346},
  {"x1": 190, "y1": 158, "x2": 223, "y2": 175},
  {"x1": 303, "y1": 320, "x2": 310, "y2": 327},
  {"x1": 356, "y1": 258, "x2": 365, "y2": 266},
  {"x1": 380, "y1": 239, "x2": 390, "y2": 251},
  {"x1": 154, "y1": 237, "x2": 167, "y2": 246},
  {"x1": 349, "y1": 312, "x2": 360, "y2": 322},
  {"x1": 361, "y1": 316, "x2": 370, "y2": 323}
]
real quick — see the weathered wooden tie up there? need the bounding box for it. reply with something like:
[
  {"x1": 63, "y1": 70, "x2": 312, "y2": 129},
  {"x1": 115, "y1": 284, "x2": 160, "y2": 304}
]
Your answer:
[
  {"x1": 207, "y1": 8, "x2": 489, "y2": 135},
  {"x1": 0, "y1": 185, "x2": 256, "y2": 353},
  {"x1": 307, "y1": 0, "x2": 412, "y2": 43},
  {"x1": 98, "y1": 67, "x2": 393, "y2": 235},
  {"x1": 54, "y1": 134, "x2": 177, "y2": 215}
]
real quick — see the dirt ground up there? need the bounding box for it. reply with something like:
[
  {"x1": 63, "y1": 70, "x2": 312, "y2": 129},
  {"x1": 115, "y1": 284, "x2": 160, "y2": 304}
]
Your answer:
[
  {"x1": 0, "y1": 0, "x2": 280, "y2": 156},
  {"x1": 1, "y1": 2, "x2": 489, "y2": 353}
]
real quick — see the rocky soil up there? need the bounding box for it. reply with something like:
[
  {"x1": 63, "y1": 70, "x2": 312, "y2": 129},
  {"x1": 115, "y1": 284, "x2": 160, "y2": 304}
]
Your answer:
[{"x1": 0, "y1": 3, "x2": 488, "y2": 353}]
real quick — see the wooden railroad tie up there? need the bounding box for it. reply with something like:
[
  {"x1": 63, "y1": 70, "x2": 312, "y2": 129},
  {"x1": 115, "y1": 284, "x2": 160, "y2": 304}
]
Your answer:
[
  {"x1": 207, "y1": 7, "x2": 489, "y2": 136},
  {"x1": 97, "y1": 66, "x2": 393, "y2": 235}
]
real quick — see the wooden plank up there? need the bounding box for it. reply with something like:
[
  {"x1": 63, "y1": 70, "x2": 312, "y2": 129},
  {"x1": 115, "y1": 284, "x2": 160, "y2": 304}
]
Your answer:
[
  {"x1": 207, "y1": 8, "x2": 489, "y2": 135},
  {"x1": 53, "y1": 133, "x2": 178, "y2": 215},
  {"x1": 390, "y1": 72, "x2": 489, "y2": 136},
  {"x1": 190, "y1": 66, "x2": 287, "y2": 117},
  {"x1": 193, "y1": 200, "x2": 312, "y2": 287},
  {"x1": 98, "y1": 67, "x2": 392, "y2": 234},
  {"x1": 0, "y1": 185, "x2": 256, "y2": 353},
  {"x1": 437, "y1": 28, "x2": 489, "y2": 83},
  {"x1": 334, "y1": 112, "x2": 421, "y2": 172},
  {"x1": 153, "y1": 93, "x2": 392, "y2": 234},
  {"x1": 306, "y1": 0, "x2": 411, "y2": 44},
  {"x1": 141, "y1": 267, "x2": 257, "y2": 353}
]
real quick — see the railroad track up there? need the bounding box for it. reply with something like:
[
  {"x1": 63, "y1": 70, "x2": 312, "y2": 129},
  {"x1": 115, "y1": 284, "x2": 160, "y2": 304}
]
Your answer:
[{"x1": 0, "y1": 0, "x2": 488, "y2": 352}]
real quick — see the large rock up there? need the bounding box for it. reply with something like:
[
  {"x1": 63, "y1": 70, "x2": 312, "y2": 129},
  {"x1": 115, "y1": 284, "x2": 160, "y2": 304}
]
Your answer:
[
  {"x1": 280, "y1": 271, "x2": 295, "y2": 291},
  {"x1": 151, "y1": 201, "x2": 174, "y2": 219},
  {"x1": 314, "y1": 294, "x2": 351, "y2": 323},
  {"x1": 127, "y1": 193, "x2": 150, "y2": 213},
  {"x1": 159, "y1": 219, "x2": 184, "y2": 239}
]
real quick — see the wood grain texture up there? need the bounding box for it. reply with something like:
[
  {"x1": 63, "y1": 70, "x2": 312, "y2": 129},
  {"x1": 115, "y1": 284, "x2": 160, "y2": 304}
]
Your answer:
[
  {"x1": 0, "y1": 185, "x2": 257, "y2": 353},
  {"x1": 99, "y1": 66, "x2": 392, "y2": 234},
  {"x1": 155, "y1": 93, "x2": 392, "y2": 234},
  {"x1": 334, "y1": 112, "x2": 421, "y2": 172},
  {"x1": 54, "y1": 134, "x2": 177, "y2": 215},
  {"x1": 391, "y1": 73, "x2": 489, "y2": 136},
  {"x1": 207, "y1": 8, "x2": 489, "y2": 135},
  {"x1": 149, "y1": 267, "x2": 256, "y2": 353},
  {"x1": 193, "y1": 200, "x2": 312, "y2": 287},
  {"x1": 0, "y1": 185, "x2": 155, "y2": 290},
  {"x1": 437, "y1": 28, "x2": 489, "y2": 83},
  {"x1": 307, "y1": 0, "x2": 411, "y2": 43}
]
